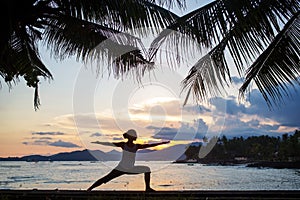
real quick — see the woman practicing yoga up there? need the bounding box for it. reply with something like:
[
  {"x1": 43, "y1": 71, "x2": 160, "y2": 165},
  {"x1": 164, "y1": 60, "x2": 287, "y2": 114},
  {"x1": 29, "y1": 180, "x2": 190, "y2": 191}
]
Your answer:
[{"x1": 87, "y1": 129, "x2": 170, "y2": 191}]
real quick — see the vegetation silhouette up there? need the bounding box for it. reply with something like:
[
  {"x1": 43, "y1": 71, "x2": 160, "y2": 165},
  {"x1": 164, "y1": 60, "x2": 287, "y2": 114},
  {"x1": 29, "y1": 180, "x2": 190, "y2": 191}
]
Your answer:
[
  {"x1": 1, "y1": 0, "x2": 299, "y2": 109},
  {"x1": 182, "y1": 129, "x2": 300, "y2": 166},
  {"x1": 0, "y1": 0, "x2": 179, "y2": 109}
]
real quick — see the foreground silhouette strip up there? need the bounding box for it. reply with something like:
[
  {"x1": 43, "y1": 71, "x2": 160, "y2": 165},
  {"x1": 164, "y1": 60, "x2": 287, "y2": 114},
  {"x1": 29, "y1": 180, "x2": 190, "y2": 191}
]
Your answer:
[{"x1": 1, "y1": 190, "x2": 300, "y2": 200}]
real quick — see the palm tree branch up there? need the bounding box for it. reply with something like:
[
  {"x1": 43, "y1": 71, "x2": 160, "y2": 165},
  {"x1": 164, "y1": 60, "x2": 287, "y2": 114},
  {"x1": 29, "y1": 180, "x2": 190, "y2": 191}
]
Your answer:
[
  {"x1": 44, "y1": 14, "x2": 153, "y2": 80},
  {"x1": 148, "y1": 1, "x2": 218, "y2": 61},
  {"x1": 223, "y1": 0, "x2": 300, "y2": 73},
  {"x1": 150, "y1": 0, "x2": 299, "y2": 68},
  {"x1": 148, "y1": 0, "x2": 186, "y2": 10},
  {"x1": 181, "y1": 37, "x2": 230, "y2": 105},
  {"x1": 0, "y1": 25, "x2": 53, "y2": 110},
  {"x1": 44, "y1": 14, "x2": 141, "y2": 58},
  {"x1": 239, "y1": 12, "x2": 300, "y2": 107},
  {"x1": 156, "y1": 0, "x2": 299, "y2": 106},
  {"x1": 55, "y1": 0, "x2": 178, "y2": 33}
]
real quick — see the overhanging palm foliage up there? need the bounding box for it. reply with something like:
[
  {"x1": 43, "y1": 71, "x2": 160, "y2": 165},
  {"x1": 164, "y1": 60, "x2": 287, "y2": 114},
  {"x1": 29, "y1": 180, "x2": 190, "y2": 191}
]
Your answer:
[
  {"x1": 240, "y1": 12, "x2": 300, "y2": 107},
  {"x1": 2, "y1": 0, "x2": 300, "y2": 109},
  {"x1": 150, "y1": 0, "x2": 300, "y2": 107},
  {"x1": 0, "y1": 0, "x2": 181, "y2": 109}
]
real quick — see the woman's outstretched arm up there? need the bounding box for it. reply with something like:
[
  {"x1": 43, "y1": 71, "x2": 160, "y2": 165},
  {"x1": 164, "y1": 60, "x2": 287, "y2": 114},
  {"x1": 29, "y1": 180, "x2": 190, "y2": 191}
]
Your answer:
[
  {"x1": 137, "y1": 141, "x2": 170, "y2": 149},
  {"x1": 91, "y1": 141, "x2": 124, "y2": 148}
]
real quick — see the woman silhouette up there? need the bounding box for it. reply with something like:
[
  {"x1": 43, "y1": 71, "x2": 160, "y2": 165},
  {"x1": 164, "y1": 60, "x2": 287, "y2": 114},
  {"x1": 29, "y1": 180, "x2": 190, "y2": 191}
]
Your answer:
[{"x1": 87, "y1": 129, "x2": 169, "y2": 191}]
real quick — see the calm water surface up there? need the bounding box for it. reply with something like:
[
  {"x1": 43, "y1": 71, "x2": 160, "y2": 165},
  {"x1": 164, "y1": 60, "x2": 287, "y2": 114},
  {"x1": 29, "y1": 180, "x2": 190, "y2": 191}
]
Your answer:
[{"x1": 0, "y1": 161, "x2": 299, "y2": 190}]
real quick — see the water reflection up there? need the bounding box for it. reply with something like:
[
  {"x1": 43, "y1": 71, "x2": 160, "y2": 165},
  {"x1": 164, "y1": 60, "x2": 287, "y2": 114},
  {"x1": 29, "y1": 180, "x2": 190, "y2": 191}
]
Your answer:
[{"x1": 0, "y1": 161, "x2": 299, "y2": 190}]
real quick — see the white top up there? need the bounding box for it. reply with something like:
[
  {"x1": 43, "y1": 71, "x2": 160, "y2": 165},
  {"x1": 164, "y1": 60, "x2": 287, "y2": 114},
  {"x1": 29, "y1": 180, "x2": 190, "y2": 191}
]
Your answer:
[{"x1": 117, "y1": 143, "x2": 137, "y2": 169}]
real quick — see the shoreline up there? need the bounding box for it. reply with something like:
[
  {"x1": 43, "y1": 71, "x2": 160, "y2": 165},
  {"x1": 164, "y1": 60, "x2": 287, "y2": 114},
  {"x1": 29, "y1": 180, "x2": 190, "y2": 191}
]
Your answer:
[
  {"x1": 1, "y1": 189, "x2": 300, "y2": 200},
  {"x1": 246, "y1": 161, "x2": 300, "y2": 169},
  {"x1": 173, "y1": 160, "x2": 300, "y2": 169}
]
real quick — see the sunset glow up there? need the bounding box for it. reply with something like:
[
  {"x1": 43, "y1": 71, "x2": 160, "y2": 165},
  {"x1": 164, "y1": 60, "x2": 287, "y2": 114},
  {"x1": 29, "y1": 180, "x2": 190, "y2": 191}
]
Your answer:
[{"x1": 0, "y1": 1, "x2": 299, "y2": 158}]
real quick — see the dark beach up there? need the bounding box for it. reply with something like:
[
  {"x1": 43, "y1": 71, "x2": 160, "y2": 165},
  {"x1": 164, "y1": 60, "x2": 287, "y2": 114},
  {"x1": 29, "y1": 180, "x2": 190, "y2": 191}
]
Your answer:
[{"x1": 1, "y1": 190, "x2": 300, "y2": 200}]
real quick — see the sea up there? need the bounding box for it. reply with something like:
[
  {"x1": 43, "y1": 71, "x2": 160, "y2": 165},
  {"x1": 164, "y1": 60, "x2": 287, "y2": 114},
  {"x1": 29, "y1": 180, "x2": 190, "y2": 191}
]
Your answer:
[{"x1": 0, "y1": 161, "x2": 299, "y2": 191}]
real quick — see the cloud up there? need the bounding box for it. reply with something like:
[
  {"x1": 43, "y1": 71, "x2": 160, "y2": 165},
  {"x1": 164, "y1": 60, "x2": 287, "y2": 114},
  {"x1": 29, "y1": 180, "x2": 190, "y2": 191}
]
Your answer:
[
  {"x1": 23, "y1": 131, "x2": 82, "y2": 148},
  {"x1": 231, "y1": 76, "x2": 244, "y2": 85},
  {"x1": 55, "y1": 114, "x2": 99, "y2": 129},
  {"x1": 148, "y1": 118, "x2": 208, "y2": 141},
  {"x1": 227, "y1": 78, "x2": 300, "y2": 129},
  {"x1": 220, "y1": 116, "x2": 282, "y2": 138},
  {"x1": 210, "y1": 96, "x2": 245, "y2": 115},
  {"x1": 23, "y1": 138, "x2": 80, "y2": 148},
  {"x1": 54, "y1": 113, "x2": 122, "y2": 132},
  {"x1": 23, "y1": 139, "x2": 50, "y2": 146},
  {"x1": 90, "y1": 132, "x2": 102, "y2": 137},
  {"x1": 49, "y1": 82, "x2": 300, "y2": 141},
  {"x1": 89, "y1": 132, "x2": 126, "y2": 140},
  {"x1": 31, "y1": 137, "x2": 53, "y2": 140},
  {"x1": 127, "y1": 98, "x2": 193, "y2": 127},
  {"x1": 49, "y1": 140, "x2": 80, "y2": 148},
  {"x1": 206, "y1": 84, "x2": 300, "y2": 137},
  {"x1": 32, "y1": 131, "x2": 65, "y2": 136},
  {"x1": 112, "y1": 137, "x2": 124, "y2": 140},
  {"x1": 149, "y1": 126, "x2": 178, "y2": 140},
  {"x1": 182, "y1": 105, "x2": 211, "y2": 114},
  {"x1": 243, "y1": 89, "x2": 300, "y2": 128},
  {"x1": 129, "y1": 98, "x2": 182, "y2": 116}
]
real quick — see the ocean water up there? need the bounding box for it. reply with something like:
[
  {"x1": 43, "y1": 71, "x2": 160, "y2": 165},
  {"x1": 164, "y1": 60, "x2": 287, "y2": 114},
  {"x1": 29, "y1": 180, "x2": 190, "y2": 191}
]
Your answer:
[{"x1": 0, "y1": 161, "x2": 299, "y2": 191}]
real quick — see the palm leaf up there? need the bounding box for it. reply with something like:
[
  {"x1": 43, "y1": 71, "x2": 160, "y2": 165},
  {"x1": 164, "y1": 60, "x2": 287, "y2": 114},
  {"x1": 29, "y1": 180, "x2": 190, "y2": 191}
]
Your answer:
[
  {"x1": 151, "y1": 0, "x2": 299, "y2": 65},
  {"x1": 181, "y1": 40, "x2": 230, "y2": 105},
  {"x1": 1, "y1": 0, "x2": 182, "y2": 110},
  {"x1": 44, "y1": 14, "x2": 138, "y2": 59},
  {"x1": 152, "y1": 0, "x2": 299, "y2": 105},
  {"x1": 148, "y1": 1, "x2": 218, "y2": 61},
  {"x1": 16, "y1": 32, "x2": 53, "y2": 110},
  {"x1": 44, "y1": 14, "x2": 153, "y2": 80},
  {"x1": 148, "y1": 0, "x2": 186, "y2": 9},
  {"x1": 1, "y1": 26, "x2": 53, "y2": 109},
  {"x1": 55, "y1": 0, "x2": 178, "y2": 33},
  {"x1": 239, "y1": 12, "x2": 300, "y2": 107}
]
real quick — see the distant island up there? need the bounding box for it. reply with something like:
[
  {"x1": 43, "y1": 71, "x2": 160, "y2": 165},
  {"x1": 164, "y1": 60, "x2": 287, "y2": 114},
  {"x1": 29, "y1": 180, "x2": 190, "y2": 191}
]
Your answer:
[
  {"x1": 0, "y1": 144, "x2": 187, "y2": 162},
  {"x1": 0, "y1": 149, "x2": 105, "y2": 162},
  {"x1": 1, "y1": 130, "x2": 299, "y2": 169},
  {"x1": 175, "y1": 130, "x2": 300, "y2": 169}
]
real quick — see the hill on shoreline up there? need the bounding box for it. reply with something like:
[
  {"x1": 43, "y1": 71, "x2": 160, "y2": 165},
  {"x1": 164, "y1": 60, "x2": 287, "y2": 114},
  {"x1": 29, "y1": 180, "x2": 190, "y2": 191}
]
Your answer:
[{"x1": 0, "y1": 145, "x2": 186, "y2": 162}]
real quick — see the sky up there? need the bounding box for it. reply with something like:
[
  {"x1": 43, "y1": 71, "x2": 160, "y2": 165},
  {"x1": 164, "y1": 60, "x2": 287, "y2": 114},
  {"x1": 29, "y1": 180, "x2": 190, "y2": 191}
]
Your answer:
[{"x1": 0, "y1": 1, "x2": 299, "y2": 157}]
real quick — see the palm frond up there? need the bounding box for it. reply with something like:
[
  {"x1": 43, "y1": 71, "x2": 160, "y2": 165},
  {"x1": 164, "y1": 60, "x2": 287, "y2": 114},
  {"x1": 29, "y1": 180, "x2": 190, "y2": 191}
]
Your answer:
[
  {"x1": 222, "y1": 0, "x2": 299, "y2": 73},
  {"x1": 239, "y1": 12, "x2": 300, "y2": 107},
  {"x1": 44, "y1": 14, "x2": 138, "y2": 59},
  {"x1": 151, "y1": 0, "x2": 299, "y2": 67},
  {"x1": 181, "y1": 40, "x2": 230, "y2": 105},
  {"x1": 17, "y1": 31, "x2": 53, "y2": 110},
  {"x1": 148, "y1": 1, "x2": 218, "y2": 61},
  {"x1": 148, "y1": 0, "x2": 186, "y2": 9},
  {"x1": 154, "y1": 0, "x2": 299, "y2": 105},
  {"x1": 113, "y1": 47, "x2": 155, "y2": 80},
  {"x1": 44, "y1": 14, "x2": 153, "y2": 80},
  {"x1": 0, "y1": 26, "x2": 53, "y2": 110},
  {"x1": 1, "y1": 0, "x2": 182, "y2": 110},
  {"x1": 55, "y1": 0, "x2": 178, "y2": 34}
]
